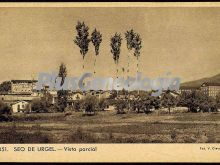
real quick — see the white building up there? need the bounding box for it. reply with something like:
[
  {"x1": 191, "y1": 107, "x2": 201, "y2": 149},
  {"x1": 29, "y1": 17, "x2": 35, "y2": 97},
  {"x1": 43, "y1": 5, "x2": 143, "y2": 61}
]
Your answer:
[
  {"x1": 67, "y1": 92, "x2": 84, "y2": 107},
  {"x1": 70, "y1": 92, "x2": 84, "y2": 100},
  {"x1": 12, "y1": 101, "x2": 29, "y2": 113},
  {"x1": 201, "y1": 82, "x2": 220, "y2": 97}
]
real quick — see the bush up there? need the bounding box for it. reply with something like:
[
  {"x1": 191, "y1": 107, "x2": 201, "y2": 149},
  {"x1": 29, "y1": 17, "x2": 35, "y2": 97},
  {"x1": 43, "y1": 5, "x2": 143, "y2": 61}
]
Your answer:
[
  {"x1": 161, "y1": 91, "x2": 178, "y2": 114},
  {"x1": 0, "y1": 101, "x2": 11, "y2": 115},
  {"x1": 73, "y1": 100, "x2": 81, "y2": 111},
  {"x1": 179, "y1": 91, "x2": 218, "y2": 113},
  {"x1": 106, "y1": 98, "x2": 117, "y2": 106},
  {"x1": 31, "y1": 99, "x2": 48, "y2": 113},
  {"x1": 98, "y1": 98, "x2": 108, "y2": 111},
  {"x1": 0, "y1": 115, "x2": 13, "y2": 122},
  {"x1": 170, "y1": 129, "x2": 177, "y2": 142},
  {"x1": 216, "y1": 92, "x2": 220, "y2": 108},
  {"x1": 0, "y1": 101, "x2": 12, "y2": 122},
  {"x1": 81, "y1": 95, "x2": 98, "y2": 113},
  {"x1": 130, "y1": 92, "x2": 160, "y2": 114},
  {"x1": 199, "y1": 96, "x2": 218, "y2": 113},
  {"x1": 115, "y1": 99, "x2": 127, "y2": 114},
  {"x1": 57, "y1": 90, "x2": 68, "y2": 112}
]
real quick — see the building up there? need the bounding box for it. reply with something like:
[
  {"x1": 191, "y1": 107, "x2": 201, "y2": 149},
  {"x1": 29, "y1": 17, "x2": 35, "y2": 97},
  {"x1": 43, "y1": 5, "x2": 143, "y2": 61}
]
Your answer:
[
  {"x1": 69, "y1": 92, "x2": 84, "y2": 101},
  {"x1": 178, "y1": 86, "x2": 200, "y2": 94},
  {"x1": 67, "y1": 92, "x2": 84, "y2": 107},
  {"x1": 89, "y1": 90, "x2": 102, "y2": 98},
  {"x1": 201, "y1": 82, "x2": 220, "y2": 97},
  {"x1": 11, "y1": 101, "x2": 29, "y2": 113},
  {"x1": 101, "y1": 91, "x2": 112, "y2": 99},
  {"x1": 0, "y1": 93, "x2": 40, "y2": 104},
  {"x1": 0, "y1": 80, "x2": 41, "y2": 109},
  {"x1": 41, "y1": 85, "x2": 57, "y2": 104},
  {"x1": 11, "y1": 80, "x2": 37, "y2": 94},
  {"x1": 86, "y1": 90, "x2": 112, "y2": 99},
  {"x1": 162, "y1": 91, "x2": 180, "y2": 98}
]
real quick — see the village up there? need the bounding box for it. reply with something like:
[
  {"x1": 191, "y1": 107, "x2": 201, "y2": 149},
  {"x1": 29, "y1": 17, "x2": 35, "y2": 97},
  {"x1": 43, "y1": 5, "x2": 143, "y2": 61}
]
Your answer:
[
  {"x1": 0, "y1": 77, "x2": 220, "y2": 114},
  {"x1": 0, "y1": 79, "x2": 112, "y2": 113}
]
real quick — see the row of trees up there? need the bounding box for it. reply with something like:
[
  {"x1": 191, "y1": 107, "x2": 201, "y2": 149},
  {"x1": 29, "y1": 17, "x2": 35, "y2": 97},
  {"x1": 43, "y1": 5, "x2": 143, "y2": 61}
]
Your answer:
[
  {"x1": 178, "y1": 91, "x2": 218, "y2": 113},
  {"x1": 74, "y1": 22, "x2": 102, "y2": 75},
  {"x1": 73, "y1": 21, "x2": 142, "y2": 110},
  {"x1": 49, "y1": 88, "x2": 220, "y2": 115},
  {"x1": 2, "y1": 86, "x2": 220, "y2": 116},
  {"x1": 74, "y1": 21, "x2": 142, "y2": 79},
  {"x1": 14, "y1": 79, "x2": 220, "y2": 114},
  {"x1": 115, "y1": 91, "x2": 175, "y2": 114},
  {"x1": 30, "y1": 94, "x2": 108, "y2": 114}
]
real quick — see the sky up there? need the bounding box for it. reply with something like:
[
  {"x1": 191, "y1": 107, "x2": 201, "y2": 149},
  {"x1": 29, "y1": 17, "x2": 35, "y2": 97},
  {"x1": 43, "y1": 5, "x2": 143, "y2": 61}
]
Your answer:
[{"x1": 0, "y1": 7, "x2": 220, "y2": 83}]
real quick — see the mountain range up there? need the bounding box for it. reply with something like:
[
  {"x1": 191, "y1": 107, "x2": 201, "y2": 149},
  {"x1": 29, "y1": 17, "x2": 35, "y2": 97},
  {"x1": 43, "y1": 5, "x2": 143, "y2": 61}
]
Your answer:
[{"x1": 181, "y1": 73, "x2": 220, "y2": 88}]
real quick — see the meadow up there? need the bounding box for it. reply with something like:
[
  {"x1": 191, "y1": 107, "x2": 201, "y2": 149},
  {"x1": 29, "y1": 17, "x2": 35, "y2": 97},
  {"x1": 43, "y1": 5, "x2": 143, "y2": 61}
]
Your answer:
[{"x1": 0, "y1": 108, "x2": 220, "y2": 143}]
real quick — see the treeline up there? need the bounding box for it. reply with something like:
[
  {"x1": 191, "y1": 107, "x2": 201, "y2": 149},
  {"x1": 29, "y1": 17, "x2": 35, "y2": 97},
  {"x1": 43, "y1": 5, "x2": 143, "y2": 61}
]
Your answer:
[
  {"x1": 114, "y1": 90, "x2": 220, "y2": 114},
  {"x1": 73, "y1": 21, "x2": 142, "y2": 84},
  {"x1": 178, "y1": 90, "x2": 219, "y2": 113},
  {"x1": 1, "y1": 88, "x2": 220, "y2": 122},
  {"x1": 30, "y1": 89, "x2": 220, "y2": 115}
]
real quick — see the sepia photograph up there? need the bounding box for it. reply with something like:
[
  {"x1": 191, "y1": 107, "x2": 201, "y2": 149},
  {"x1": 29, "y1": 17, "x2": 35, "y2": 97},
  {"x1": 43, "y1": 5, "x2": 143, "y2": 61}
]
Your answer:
[{"x1": 0, "y1": 4, "x2": 220, "y2": 145}]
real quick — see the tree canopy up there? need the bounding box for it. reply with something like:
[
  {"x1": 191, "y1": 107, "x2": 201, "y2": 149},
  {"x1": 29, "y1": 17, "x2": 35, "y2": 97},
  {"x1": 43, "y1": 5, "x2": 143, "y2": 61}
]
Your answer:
[
  {"x1": 91, "y1": 28, "x2": 102, "y2": 56},
  {"x1": 74, "y1": 21, "x2": 90, "y2": 59},
  {"x1": 0, "y1": 81, "x2": 11, "y2": 93},
  {"x1": 110, "y1": 33, "x2": 122, "y2": 64}
]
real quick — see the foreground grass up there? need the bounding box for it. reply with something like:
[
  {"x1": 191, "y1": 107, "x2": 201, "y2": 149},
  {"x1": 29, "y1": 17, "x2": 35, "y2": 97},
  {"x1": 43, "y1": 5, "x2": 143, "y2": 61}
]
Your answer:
[{"x1": 0, "y1": 110, "x2": 220, "y2": 143}]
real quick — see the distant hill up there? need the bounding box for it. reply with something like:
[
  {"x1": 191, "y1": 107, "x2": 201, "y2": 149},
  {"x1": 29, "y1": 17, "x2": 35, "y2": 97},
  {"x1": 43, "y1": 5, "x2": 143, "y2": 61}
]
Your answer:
[{"x1": 181, "y1": 73, "x2": 220, "y2": 88}]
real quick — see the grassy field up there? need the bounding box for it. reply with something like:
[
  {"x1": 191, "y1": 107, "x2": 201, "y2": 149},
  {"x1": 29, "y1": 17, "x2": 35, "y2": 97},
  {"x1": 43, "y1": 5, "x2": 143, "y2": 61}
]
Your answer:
[{"x1": 0, "y1": 108, "x2": 220, "y2": 143}]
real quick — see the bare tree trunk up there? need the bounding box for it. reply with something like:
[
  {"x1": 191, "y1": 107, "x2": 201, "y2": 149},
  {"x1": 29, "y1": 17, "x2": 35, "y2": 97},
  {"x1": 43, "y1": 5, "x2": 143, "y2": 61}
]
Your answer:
[
  {"x1": 83, "y1": 58, "x2": 85, "y2": 72},
  {"x1": 82, "y1": 59, "x2": 85, "y2": 86},
  {"x1": 94, "y1": 56, "x2": 96, "y2": 75},
  {"x1": 137, "y1": 57, "x2": 140, "y2": 95},
  {"x1": 127, "y1": 50, "x2": 130, "y2": 111},
  {"x1": 116, "y1": 64, "x2": 119, "y2": 98}
]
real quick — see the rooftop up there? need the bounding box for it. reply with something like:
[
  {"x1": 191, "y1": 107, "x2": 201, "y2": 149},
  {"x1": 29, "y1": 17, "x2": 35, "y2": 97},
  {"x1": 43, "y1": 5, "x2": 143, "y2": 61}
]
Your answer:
[
  {"x1": 179, "y1": 86, "x2": 200, "y2": 90},
  {"x1": 201, "y1": 82, "x2": 220, "y2": 86},
  {"x1": 11, "y1": 80, "x2": 38, "y2": 83}
]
